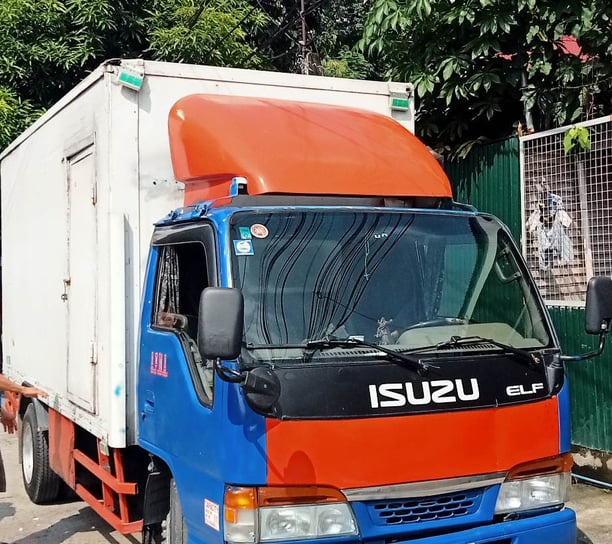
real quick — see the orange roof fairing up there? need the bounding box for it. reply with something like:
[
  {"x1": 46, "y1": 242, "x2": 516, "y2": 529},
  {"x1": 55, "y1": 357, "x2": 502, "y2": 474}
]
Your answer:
[{"x1": 168, "y1": 94, "x2": 451, "y2": 205}]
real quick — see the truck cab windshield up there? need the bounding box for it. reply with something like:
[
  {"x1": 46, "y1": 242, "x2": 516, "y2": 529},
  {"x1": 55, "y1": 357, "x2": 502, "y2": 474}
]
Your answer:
[{"x1": 229, "y1": 210, "x2": 552, "y2": 360}]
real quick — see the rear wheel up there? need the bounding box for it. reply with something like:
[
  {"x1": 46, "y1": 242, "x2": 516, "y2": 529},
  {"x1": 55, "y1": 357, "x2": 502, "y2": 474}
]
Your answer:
[{"x1": 20, "y1": 403, "x2": 61, "y2": 503}]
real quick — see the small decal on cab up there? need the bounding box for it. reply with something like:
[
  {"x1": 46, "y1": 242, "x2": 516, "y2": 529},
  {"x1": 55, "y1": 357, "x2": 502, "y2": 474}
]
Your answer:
[
  {"x1": 204, "y1": 499, "x2": 220, "y2": 531},
  {"x1": 150, "y1": 352, "x2": 169, "y2": 378}
]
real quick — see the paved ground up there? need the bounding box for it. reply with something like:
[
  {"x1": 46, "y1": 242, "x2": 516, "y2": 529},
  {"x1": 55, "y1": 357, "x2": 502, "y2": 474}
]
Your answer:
[
  {"x1": 0, "y1": 431, "x2": 611, "y2": 543},
  {"x1": 0, "y1": 432, "x2": 134, "y2": 544},
  {"x1": 568, "y1": 481, "x2": 612, "y2": 544}
]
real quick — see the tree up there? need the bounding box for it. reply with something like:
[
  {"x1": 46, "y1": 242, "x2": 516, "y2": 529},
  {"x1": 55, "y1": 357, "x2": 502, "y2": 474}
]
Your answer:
[
  {"x1": 243, "y1": 0, "x2": 381, "y2": 78},
  {"x1": 317, "y1": 0, "x2": 382, "y2": 79},
  {"x1": 0, "y1": 0, "x2": 151, "y2": 149},
  {"x1": 1, "y1": 0, "x2": 382, "y2": 150},
  {"x1": 361, "y1": 0, "x2": 612, "y2": 158},
  {"x1": 0, "y1": 0, "x2": 152, "y2": 108},
  {"x1": 0, "y1": 87, "x2": 41, "y2": 149},
  {"x1": 0, "y1": 0, "x2": 269, "y2": 150},
  {"x1": 146, "y1": 0, "x2": 268, "y2": 67}
]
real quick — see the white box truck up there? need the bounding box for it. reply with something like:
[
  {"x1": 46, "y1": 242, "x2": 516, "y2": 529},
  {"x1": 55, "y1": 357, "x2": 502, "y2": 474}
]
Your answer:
[{"x1": 2, "y1": 58, "x2": 611, "y2": 544}]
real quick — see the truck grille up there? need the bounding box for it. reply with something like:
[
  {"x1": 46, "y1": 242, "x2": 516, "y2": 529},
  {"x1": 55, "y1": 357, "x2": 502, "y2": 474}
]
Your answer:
[{"x1": 369, "y1": 489, "x2": 481, "y2": 525}]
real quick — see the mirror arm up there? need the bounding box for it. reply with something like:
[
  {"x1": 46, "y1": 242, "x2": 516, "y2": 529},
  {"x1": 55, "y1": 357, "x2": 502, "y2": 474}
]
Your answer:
[
  {"x1": 560, "y1": 332, "x2": 607, "y2": 362},
  {"x1": 214, "y1": 358, "x2": 243, "y2": 383}
]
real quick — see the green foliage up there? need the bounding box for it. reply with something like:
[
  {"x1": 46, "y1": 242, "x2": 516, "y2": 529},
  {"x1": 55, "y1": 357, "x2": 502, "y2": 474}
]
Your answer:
[
  {"x1": 249, "y1": 0, "x2": 382, "y2": 77},
  {"x1": 0, "y1": 0, "x2": 153, "y2": 149},
  {"x1": 0, "y1": 0, "x2": 377, "y2": 151},
  {"x1": 146, "y1": 0, "x2": 268, "y2": 67},
  {"x1": 0, "y1": 86, "x2": 43, "y2": 150},
  {"x1": 0, "y1": 0, "x2": 151, "y2": 105},
  {"x1": 563, "y1": 126, "x2": 590, "y2": 154},
  {"x1": 361, "y1": 0, "x2": 612, "y2": 158},
  {"x1": 321, "y1": 47, "x2": 372, "y2": 79}
]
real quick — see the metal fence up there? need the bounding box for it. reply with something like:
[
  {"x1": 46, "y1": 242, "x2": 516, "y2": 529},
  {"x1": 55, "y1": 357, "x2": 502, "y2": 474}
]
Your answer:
[
  {"x1": 520, "y1": 116, "x2": 612, "y2": 305},
  {"x1": 448, "y1": 134, "x2": 612, "y2": 457},
  {"x1": 449, "y1": 137, "x2": 521, "y2": 239}
]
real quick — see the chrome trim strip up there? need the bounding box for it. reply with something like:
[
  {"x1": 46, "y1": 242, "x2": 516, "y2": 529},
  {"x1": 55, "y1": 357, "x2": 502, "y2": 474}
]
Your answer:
[{"x1": 342, "y1": 472, "x2": 507, "y2": 501}]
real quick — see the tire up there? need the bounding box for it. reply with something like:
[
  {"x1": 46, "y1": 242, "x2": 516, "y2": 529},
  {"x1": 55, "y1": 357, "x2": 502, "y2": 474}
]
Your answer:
[
  {"x1": 163, "y1": 479, "x2": 188, "y2": 543},
  {"x1": 577, "y1": 528, "x2": 594, "y2": 544},
  {"x1": 20, "y1": 403, "x2": 61, "y2": 503}
]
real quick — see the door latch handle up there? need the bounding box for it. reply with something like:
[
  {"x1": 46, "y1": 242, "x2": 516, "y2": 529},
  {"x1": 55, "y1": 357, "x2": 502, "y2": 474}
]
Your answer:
[{"x1": 61, "y1": 278, "x2": 71, "y2": 301}]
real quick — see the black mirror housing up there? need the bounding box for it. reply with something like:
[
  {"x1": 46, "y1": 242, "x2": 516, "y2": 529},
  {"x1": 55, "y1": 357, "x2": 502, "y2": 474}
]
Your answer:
[
  {"x1": 585, "y1": 276, "x2": 612, "y2": 335},
  {"x1": 198, "y1": 287, "x2": 244, "y2": 360},
  {"x1": 242, "y1": 367, "x2": 281, "y2": 414}
]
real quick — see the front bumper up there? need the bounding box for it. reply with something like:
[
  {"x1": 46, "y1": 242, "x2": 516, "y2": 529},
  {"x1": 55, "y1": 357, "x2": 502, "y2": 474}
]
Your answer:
[{"x1": 383, "y1": 508, "x2": 576, "y2": 544}]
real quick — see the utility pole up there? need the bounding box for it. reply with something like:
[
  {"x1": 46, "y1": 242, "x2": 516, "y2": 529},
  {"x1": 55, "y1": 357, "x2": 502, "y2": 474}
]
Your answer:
[{"x1": 300, "y1": 0, "x2": 308, "y2": 74}]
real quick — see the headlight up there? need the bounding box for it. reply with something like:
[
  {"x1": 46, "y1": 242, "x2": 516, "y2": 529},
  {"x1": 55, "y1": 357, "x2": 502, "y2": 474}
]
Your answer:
[
  {"x1": 495, "y1": 473, "x2": 570, "y2": 514},
  {"x1": 224, "y1": 486, "x2": 358, "y2": 543},
  {"x1": 260, "y1": 504, "x2": 356, "y2": 541},
  {"x1": 494, "y1": 454, "x2": 573, "y2": 515}
]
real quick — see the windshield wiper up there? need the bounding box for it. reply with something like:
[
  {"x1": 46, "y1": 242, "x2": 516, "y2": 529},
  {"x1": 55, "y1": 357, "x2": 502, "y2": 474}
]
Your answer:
[
  {"x1": 434, "y1": 335, "x2": 541, "y2": 366},
  {"x1": 246, "y1": 343, "x2": 307, "y2": 349},
  {"x1": 303, "y1": 337, "x2": 436, "y2": 375}
]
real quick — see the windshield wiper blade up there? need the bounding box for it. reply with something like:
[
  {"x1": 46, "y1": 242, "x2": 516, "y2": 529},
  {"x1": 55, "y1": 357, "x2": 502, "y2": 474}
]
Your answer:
[
  {"x1": 434, "y1": 335, "x2": 541, "y2": 366},
  {"x1": 246, "y1": 343, "x2": 307, "y2": 350},
  {"x1": 304, "y1": 337, "x2": 435, "y2": 374}
]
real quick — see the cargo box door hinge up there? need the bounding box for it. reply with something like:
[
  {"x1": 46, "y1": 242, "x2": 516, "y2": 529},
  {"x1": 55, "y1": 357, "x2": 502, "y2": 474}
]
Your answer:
[{"x1": 90, "y1": 343, "x2": 98, "y2": 366}]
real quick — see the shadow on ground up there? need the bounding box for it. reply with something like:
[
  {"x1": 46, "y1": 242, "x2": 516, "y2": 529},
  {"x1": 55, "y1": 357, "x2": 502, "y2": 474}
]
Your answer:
[
  {"x1": 578, "y1": 528, "x2": 595, "y2": 544},
  {"x1": 0, "y1": 505, "x2": 139, "y2": 544}
]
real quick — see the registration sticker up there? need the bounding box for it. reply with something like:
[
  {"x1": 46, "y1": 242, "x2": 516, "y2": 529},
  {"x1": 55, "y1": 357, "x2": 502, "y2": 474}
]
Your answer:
[
  {"x1": 233, "y1": 239, "x2": 254, "y2": 255},
  {"x1": 204, "y1": 499, "x2": 220, "y2": 531},
  {"x1": 239, "y1": 226, "x2": 252, "y2": 239},
  {"x1": 250, "y1": 224, "x2": 269, "y2": 239}
]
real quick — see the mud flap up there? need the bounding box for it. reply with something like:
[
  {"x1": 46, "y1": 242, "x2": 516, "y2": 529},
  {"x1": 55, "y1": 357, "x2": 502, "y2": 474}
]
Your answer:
[{"x1": 143, "y1": 468, "x2": 171, "y2": 526}]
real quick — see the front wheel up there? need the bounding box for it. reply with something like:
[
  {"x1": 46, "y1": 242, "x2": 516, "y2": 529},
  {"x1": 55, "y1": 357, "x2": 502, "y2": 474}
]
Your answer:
[
  {"x1": 163, "y1": 479, "x2": 188, "y2": 543},
  {"x1": 20, "y1": 403, "x2": 61, "y2": 503}
]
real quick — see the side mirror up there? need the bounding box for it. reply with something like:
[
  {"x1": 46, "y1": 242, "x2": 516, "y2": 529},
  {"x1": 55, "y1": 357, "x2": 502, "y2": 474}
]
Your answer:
[
  {"x1": 562, "y1": 276, "x2": 612, "y2": 362},
  {"x1": 198, "y1": 287, "x2": 244, "y2": 360},
  {"x1": 585, "y1": 276, "x2": 612, "y2": 335}
]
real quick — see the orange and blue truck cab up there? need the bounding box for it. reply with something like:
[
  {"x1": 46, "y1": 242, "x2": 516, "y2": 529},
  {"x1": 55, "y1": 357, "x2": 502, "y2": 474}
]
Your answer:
[{"x1": 134, "y1": 95, "x2": 610, "y2": 543}]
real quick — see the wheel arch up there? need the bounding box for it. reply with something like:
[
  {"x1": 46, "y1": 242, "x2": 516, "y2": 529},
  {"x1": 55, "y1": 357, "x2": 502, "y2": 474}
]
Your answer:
[
  {"x1": 18, "y1": 396, "x2": 49, "y2": 464},
  {"x1": 16, "y1": 381, "x2": 49, "y2": 430},
  {"x1": 20, "y1": 397, "x2": 49, "y2": 429}
]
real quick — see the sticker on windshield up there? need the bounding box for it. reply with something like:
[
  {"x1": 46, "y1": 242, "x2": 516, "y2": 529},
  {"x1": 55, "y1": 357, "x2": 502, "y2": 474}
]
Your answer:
[
  {"x1": 250, "y1": 224, "x2": 269, "y2": 239},
  {"x1": 239, "y1": 226, "x2": 252, "y2": 239},
  {"x1": 234, "y1": 239, "x2": 254, "y2": 255}
]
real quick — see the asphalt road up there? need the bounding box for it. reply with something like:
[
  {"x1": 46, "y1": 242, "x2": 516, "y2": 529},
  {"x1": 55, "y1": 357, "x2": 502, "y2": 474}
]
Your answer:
[{"x1": 0, "y1": 430, "x2": 611, "y2": 543}]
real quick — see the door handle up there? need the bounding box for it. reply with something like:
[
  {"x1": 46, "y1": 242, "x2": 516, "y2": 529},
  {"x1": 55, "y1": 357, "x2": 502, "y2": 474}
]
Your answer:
[
  {"x1": 144, "y1": 390, "x2": 156, "y2": 415},
  {"x1": 61, "y1": 278, "x2": 71, "y2": 301}
]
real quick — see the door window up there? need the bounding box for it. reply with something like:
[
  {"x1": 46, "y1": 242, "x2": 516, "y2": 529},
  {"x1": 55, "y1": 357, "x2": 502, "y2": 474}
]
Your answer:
[{"x1": 152, "y1": 242, "x2": 214, "y2": 402}]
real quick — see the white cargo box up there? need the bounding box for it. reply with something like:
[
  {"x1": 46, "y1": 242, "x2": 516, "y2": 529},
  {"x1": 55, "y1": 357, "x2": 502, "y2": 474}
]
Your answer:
[{"x1": 0, "y1": 60, "x2": 414, "y2": 448}]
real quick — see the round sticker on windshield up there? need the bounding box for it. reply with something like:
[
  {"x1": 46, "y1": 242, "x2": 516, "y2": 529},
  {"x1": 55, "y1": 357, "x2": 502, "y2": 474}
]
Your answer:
[{"x1": 250, "y1": 224, "x2": 269, "y2": 239}]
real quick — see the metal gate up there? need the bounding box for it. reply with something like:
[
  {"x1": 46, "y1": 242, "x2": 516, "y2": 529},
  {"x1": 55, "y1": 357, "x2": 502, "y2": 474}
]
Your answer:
[{"x1": 521, "y1": 117, "x2": 612, "y2": 305}]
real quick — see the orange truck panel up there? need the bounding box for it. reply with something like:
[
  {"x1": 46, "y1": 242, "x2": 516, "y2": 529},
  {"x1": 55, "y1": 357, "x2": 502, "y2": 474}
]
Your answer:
[
  {"x1": 266, "y1": 398, "x2": 560, "y2": 489},
  {"x1": 168, "y1": 95, "x2": 452, "y2": 204}
]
